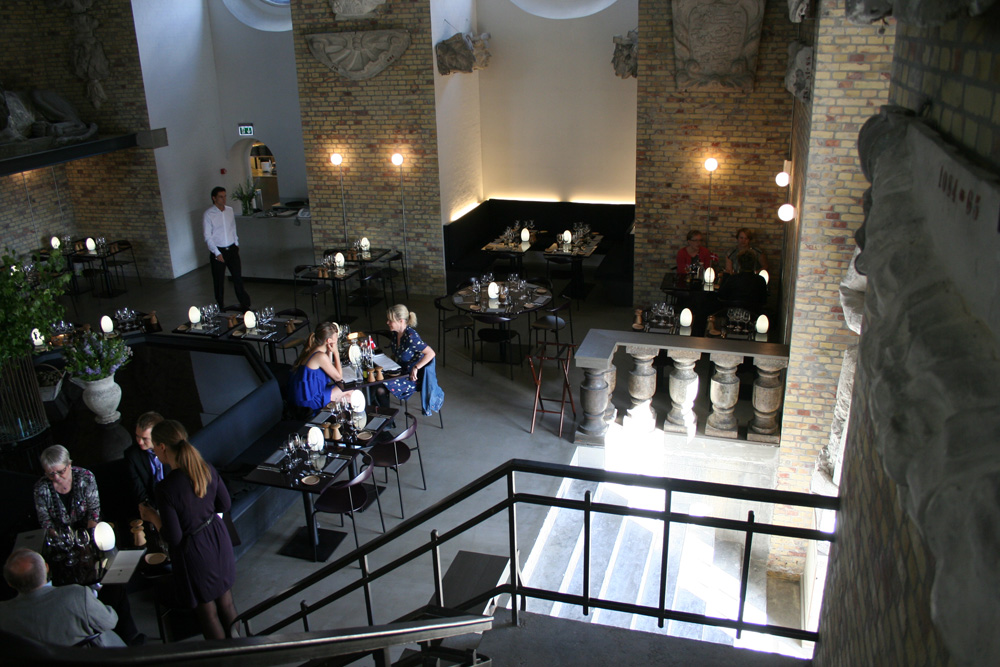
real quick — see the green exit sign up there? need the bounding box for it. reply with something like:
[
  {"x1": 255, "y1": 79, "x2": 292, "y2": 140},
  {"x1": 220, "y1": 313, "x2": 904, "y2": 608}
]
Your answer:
[{"x1": 238, "y1": 124, "x2": 254, "y2": 137}]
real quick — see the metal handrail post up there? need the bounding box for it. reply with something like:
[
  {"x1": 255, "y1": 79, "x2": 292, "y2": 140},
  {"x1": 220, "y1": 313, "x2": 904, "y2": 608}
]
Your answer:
[
  {"x1": 431, "y1": 529, "x2": 444, "y2": 607},
  {"x1": 736, "y1": 510, "x2": 755, "y2": 639},
  {"x1": 300, "y1": 600, "x2": 310, "y2": 632},
  {"x1": 361, "y1": 554, "x2": 374, "y2": 626},
  {"x1": 658, "y1": 487, "x2": 672, "y2": 628},
  {"x1": 583, "y1": 489, "x2": 592, "y2": 616},
  {"x1": 507, "y1": 470, "x2": 519, "y2": 626}
]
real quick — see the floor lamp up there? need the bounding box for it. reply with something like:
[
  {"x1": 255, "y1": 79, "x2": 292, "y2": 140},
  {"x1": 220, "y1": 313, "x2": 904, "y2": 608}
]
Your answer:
[
  {"x1": 391, "y1": 153, "x2": 407, "y2": 275},
  {"x1": 704, "y1": 157, "x2": 718, "y2": 228},
  {"x1": 331, "y1": 153, "x2": 348, "y2": 245}
]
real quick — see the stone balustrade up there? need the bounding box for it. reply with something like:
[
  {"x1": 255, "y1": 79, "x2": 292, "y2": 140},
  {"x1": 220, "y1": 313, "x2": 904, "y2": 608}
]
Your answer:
[{"x1": 574, "y1": 329, "x2": 790, "y2": 446}]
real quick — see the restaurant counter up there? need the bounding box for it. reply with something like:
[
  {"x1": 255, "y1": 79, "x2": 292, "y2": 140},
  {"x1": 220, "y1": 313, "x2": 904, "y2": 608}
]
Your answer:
[{"x1": 236, "y1": 214, "x2": 314, "y2": 280}]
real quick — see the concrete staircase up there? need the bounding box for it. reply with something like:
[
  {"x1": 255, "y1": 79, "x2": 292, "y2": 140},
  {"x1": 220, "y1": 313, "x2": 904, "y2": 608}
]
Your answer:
[{"x1": 516, "y1": 473, "x2": 810, "y2": 661}]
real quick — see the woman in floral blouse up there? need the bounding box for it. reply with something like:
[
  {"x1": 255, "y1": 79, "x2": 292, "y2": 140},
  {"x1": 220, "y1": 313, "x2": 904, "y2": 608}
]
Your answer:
[
  {"x1": 33, "y1": 444, "x2": 100, "y2": 534},
  {"x1": 382, "y1": 304, "x2": 436, "y2": 402}
]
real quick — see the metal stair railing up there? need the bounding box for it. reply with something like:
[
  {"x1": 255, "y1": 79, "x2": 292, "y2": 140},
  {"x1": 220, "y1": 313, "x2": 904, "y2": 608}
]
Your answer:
[
  {"x1": 234, "y1": 458, "x2": 839, "y2": 644},
  {"x1": 3, "y1": 615, "x2": 492, "y2": 667}
]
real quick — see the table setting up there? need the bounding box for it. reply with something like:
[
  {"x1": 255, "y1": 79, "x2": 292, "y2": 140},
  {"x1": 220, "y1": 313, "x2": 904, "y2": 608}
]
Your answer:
[
  {"x1": 453, "y1": 274, "x2": 551, "y2": 315},
  {"x1": 482, "y1": 220, "x2": 540, "y2": 252},
  {"x1": 172, "y1": 304, "x2": 240, "y2": 337},
  {"x1": 544, "y1": 224, "x2": 602, "y2": 256}
]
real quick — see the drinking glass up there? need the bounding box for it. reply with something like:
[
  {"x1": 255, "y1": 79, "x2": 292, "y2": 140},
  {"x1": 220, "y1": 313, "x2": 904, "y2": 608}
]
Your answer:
[{"x1": 310, "y1": 453, "x2": 326, "y2": 475}]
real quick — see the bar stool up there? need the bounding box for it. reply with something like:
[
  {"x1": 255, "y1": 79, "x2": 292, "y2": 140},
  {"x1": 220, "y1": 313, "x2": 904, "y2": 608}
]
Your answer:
[{"x1": 527, "y1": 342, "x2": 577, "y2": 438}]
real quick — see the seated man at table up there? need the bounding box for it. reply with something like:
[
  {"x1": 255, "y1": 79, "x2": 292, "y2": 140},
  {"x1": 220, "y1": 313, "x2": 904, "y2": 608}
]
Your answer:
[
  {"x1": 676, "y1": 229, "x2": 713, "y2": 277},
  {"x1": 0, "y1": 548, "x2": 126, "y2": 647},
  {"x1": 124, "y1": 411, "x2": 166, "y2": 507}
]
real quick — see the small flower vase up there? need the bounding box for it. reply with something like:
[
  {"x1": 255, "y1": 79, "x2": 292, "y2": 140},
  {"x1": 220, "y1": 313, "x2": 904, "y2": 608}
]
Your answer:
[
  {"x1": 241, "y1": 199, "x2": 254, "y2": 216},
  {"x1": 75, "y1": 374, "x2": 122, "y2": 424}
]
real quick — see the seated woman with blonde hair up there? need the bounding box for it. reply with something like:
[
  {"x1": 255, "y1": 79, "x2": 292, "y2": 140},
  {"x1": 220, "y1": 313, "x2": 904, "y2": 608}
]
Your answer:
[
  {"x1": 377, "y1": 304, "x2": 444, "y2": 416},
  {"x1": 289, "y1": 321, "x2": 355, "y2": 412}
]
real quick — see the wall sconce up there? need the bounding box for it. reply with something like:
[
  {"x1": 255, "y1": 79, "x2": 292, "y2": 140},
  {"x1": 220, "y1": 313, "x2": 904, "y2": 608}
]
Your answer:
[
  {"x1": 391, "y1": 153, "x2": 408, "y2": 278},
  {"x1": 100, "y1": 315, "x2": 114, "y2": 334},
  {"x1": 188, "y1": 306, "x2": 201, "y2": 324},
  {"x1": 330, "y1": 153, "x2": 349, "y2": 244},
  {"x1": 775, "y1": 159, "x2": 792, "y2": 187},
  {"x1": 777, "y1": 203, "x2": 796, "y2": 221}
]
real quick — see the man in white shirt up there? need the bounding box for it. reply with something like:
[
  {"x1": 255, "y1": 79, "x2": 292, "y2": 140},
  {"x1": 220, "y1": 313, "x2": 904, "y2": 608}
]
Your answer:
[{"x1": 203, "y1": 186, "x2": 251, "y2": 311}]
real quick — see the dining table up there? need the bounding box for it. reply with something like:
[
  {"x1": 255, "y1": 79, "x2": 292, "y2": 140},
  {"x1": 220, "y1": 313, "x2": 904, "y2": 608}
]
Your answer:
[
  {"x1": 451, "y1": 280, "x2": 553, "y2": 317},
  {"x1": 542, "y1": 232, "x2": 603, "y2": 300},
  {"x1": 242, "y1": 404, "x2": 399, "y2": 562},
  {"x1": 480, "y1": 229, "x2": 544, "y2": 275},
  {"x1": 69, "y1": 240, "x2": 132, "y2": 298},
  {"x1": 229, "y1": 313, "x2": 309, "y2": 363},
  {"x1": 293, "y1": 264, "x2": 360, "y2": 323}
]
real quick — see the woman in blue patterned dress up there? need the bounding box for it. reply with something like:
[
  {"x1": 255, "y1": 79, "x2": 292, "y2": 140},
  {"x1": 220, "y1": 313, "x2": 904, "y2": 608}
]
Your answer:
[
  {"x1": 381, "y1": 305, "x2": 439, "y2": 407},
  {"x1": 289, "y1": 321, "x2": 356, "y2": 412}
]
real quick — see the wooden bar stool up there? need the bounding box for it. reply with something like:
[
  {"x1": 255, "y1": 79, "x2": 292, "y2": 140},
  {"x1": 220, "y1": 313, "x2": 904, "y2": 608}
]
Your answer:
[{"x1": 527, "y1": 342, "x2": 577, "y2": 437}]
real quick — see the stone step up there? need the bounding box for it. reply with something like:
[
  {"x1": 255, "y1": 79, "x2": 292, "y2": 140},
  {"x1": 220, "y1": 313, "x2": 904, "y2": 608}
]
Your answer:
[{"x1": 590, "y1": 516, "x2": 654, "y2": 629}]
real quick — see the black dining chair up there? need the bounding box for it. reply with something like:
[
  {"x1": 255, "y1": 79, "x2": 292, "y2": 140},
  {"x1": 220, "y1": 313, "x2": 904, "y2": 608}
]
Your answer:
[
  {"x1": 293, "y1": 265, "x2": 331, "y2": 324},
  {"x1": 380, "y1": 250, "x2": 409, "y2": 302},
  {"x1": 434, "y1": 295, "x2": 473, "y2": 368},
  {"x1": 472, "y1": 313, "x2": 522, "y2": 380},
  {"x1": 105, "y1": 239, "x2": 142, "y2": 287},
  {"x1": 275, "y1": 307, "x2": 310, "y2": 364},
  {"x1": 368, "y1": 412, "x2": 425, "y2": 519},
  {"x1": 530, "y1": 298, "x2": 574, "y2": 348},
  {"x1": 312, "y1": 451, "x2": 385, "y2": 555},
  {"x1": 347, "y1": 268, "x2": 386, "y2": 329}
]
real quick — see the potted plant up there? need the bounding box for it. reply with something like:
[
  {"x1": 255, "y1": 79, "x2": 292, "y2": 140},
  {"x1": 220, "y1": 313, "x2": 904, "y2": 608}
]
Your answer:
[
  {"x1": 232, "y1": 178, "x2": 258, "y2": 216},
  {"x1": 0, "y1": 249, "x2": 70, "y2": 442},
  {"x1": 64, "y1": 331, "x2": 133, "y2": 424}
]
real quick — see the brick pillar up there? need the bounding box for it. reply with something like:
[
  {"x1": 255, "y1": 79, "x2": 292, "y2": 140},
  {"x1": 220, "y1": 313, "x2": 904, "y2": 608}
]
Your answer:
[{"x1": 771, "y1": 6, "x2": 896, "y2": 573}]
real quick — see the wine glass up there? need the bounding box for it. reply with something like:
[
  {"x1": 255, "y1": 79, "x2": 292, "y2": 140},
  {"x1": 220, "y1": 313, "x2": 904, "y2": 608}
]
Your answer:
[
  {"x1": 61, "y1": 527, "x2": 77, "y2": 567},
  {"x1": 310, "y1": 453, "x2": 326, "y2": 475}
]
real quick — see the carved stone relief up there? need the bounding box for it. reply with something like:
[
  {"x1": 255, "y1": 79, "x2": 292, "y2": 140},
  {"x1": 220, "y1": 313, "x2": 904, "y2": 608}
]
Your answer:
[
  {"x1": 330, "y1": 0, "x2": 387, "y2": 20},
  {"x1": 783, "y1": 42, "x2": 813, "y2": 103},
  {"x1": 0, "y1": 87, "x2": 98, "y2": 158},
  {"x1": 306, "y1": 30, "x2": 410, "y2": 81},
  {"x1": 51, "y1": 0, "x2": 110, "y2": 110},
  {"x1": 851, "y1": 106, "x2": 1000, "y2": 666},
  {"x1": 612, "y1": 29, "x2": 638, "y2": 79},
  {"x1": 435, "y1": 32, "x2": 491, "y2": 76},
  {"x1": 671, "y1": 0, "x2": 764, "y2": 93},
  {"x1": 787, "y1": 0, "x2": 810, "y2": 22},
  {"x1": 845, "y1": 0, "x2": 997, "y2": 27}
]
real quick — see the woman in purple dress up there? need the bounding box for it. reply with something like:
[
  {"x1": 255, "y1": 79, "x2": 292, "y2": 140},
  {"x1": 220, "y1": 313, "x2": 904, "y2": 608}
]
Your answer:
[{"x1": 139, "y1": 420, "x2": 237, "y2": 639}]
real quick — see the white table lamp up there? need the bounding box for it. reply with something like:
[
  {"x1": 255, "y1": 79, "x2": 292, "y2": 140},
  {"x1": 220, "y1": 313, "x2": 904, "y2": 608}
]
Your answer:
[
  {"x1": 94, "y1": 522, "x2": 116, "y2": 552},
  {"x1": 50, "y1": 236, "x2": 61, "y2": 249},
  {"x1": 703, "y1": 267, "x2": 715, "y2": 285},
  {"x1": 188, "y1": 306, "x2": 201, "y2": 324},
  {"x1": 85, "y1": 237, "x2": 96, "y2": 251},
  {"x1": 562, "y1": 230, "x2": 572, "y2": 243},
  {"x1": 100, "y1": 315, "x2": 114, "y2": 334},
  {"x1": 244, "y1": 310, "x2": 257, "y2": 330},
  {"x1": 487, "y1": 282, "x2": 499, "y2": 299},
  {"x1": 334, "y1": 252, "x2": 345, "y2": 268},
  {"x1": 520, "y1": 227, "x2": 530, "y2": 242},
  {"x1": 307, "y1": 426, "x2": 324, "y2": 450},
  {"x1": 360, "y1": 237, "x2": 370, "y2": 251},
  {"x1": 756, "y1": 314, "x2": 769, "y2": 334},
  {"x1": 31, "y1": 328, "x2": 44, "y2": 346},
  {"x1": 679, "y1": 308, "x2": 693, "y2": 327},
  {"x1": 758, "y1": 269, "x2": 769, "y2": 285}
]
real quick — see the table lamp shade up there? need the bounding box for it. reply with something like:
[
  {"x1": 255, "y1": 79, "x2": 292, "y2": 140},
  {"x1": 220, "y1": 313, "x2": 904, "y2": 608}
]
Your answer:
[
  {"x1": 334, "y1": 252, "x2": 345, "y2": 267},
  {"x1": 679, "y1": 308, "x2": 693, "y2": 327},
  {"x1": 50, "y1": 236, "x2": 60, "y2": 249},
  {"x1": 703, "y1": 267, "x2": 716, "y2": 284},
  {"x1": 350, "y1": 389, "x2": 366, "y2": 412},
  {"x1": 188, "y1": 306, "x2": 201, "y2": 324},
  {"x1": 756, "y1": 314, "x2": 769, "y2": 334},
  {"x1": 100, "y1": 316, "x2": 114, "y2": 333},
  {"x1": 562, "y1": 230, "x2": 572, "y2": 243},
  {"x1": 85, "y1": 237, "x2": 96, "y2": 251},
  {"x1": 758, "y1": 269, "x2": 769, "y2": 284},
  {"x1": 94, "y1": 522, "x2": 116, "y2": 551},
  {"x1": 31, "y1": 328, "x2": 44, "y2": 346},
  {"x1": 487, "y1": 282, "x2": 500, "y2": 299},
  {"x1": 244, "y1": 311, "x2": 257, "y2": 329},
  {"x1": 360, "y1": 237, "x2": 370, "y2": 250},
  {"x1": 521, "y1": 227, "x2": 530, "y2": 242},
  {"x1": 307, "y1": 426, "x2": 324, "y2": 450}
]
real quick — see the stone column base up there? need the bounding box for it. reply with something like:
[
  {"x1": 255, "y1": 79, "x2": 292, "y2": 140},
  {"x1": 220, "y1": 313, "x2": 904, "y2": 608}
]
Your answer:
[
  {"x1": 747, "y1": 430, "x2": 780, "y2": 444},
  {"x1": 705, "y1": 424, "x2": 739, "y2": 439},
  {"x1": 623, "y1": 407, "x2": 657, "y2": 434}
]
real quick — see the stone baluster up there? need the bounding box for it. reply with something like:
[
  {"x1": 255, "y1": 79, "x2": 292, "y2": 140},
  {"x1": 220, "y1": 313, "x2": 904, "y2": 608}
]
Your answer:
[
  {"x1": 603, "y1": 363, "x2": 618, "y2": 424},
  {"x1": 623, "y1": 345, "x2": 658, "y2": 432},
  {"x1": 747, "y1": 357, "x2": 788, "y2": 443},
  {"x1": 705, "y1": 353, "x2": 744, "y2": 438},
  {"x1": 575, "y1": 366, "x2": 610, "y2": 446},
  {"x1": 662, "y1": 349, "x2": 702, "y2": 436}
]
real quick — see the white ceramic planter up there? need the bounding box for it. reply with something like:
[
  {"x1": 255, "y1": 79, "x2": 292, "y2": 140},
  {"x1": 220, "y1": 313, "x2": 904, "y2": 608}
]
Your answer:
[{"x1": 75, "y1": 374, "x2": 122, "y2": 424}]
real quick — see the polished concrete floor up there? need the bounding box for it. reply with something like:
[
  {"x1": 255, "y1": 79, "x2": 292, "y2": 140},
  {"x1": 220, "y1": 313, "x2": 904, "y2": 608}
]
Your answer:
[{"x1": 58, "y1": 260, "x2": 809, "y2": 661}]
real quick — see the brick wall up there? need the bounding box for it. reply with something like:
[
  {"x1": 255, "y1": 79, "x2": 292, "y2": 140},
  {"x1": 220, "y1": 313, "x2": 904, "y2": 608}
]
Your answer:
[
  {"x1": 770, "y1": 4, "x2": 896, "y2": 572},
  {"x1": 634, "y1": 0, "x2": 796, "y2": 306},
  {"x1": 290, "y1": 0, "x2": 443, "y2": 297},
  {"x1": 813, "y1": 8, "x2": 1000, "y2": 665},
  {"x1": 0, "y1": 0, "x2": 168, "y2": 278}
]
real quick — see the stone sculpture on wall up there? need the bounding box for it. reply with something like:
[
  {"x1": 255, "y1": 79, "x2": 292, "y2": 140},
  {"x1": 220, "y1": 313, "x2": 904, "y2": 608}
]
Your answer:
[
  {"x1": 612, "y1": 29, "x2": 639, "y2": 79},
  {"x1": 783, "y1": 42, "x2": 813, "y2": 103},
  {"x1": 330, "y1": 0, "x2": 387, "y2": 20},
  {"x1": 787, "y1": 0, "x2": 810, "y2": 22},
  {"x1": 851, "y1": 105, "x2": 1000, "y2": 666},
  {"x1": 51, "y1": 0, "x2": 110, "y2": 110},
  {"x1": 435, "y1": 32, "x2": 492, "y2": 76},
  {"x1": 846, "y1": 0, "x2": 997, "y2": 26},
  {"x1": 671, "y1": 0, "x2": 765, "y2": 93},
  {"x1": 0, "y1": 86, "x2": 98, "y2": 158},
  {"x1": 306, "y1": 30, "x2": 410, "y2": 81}
]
